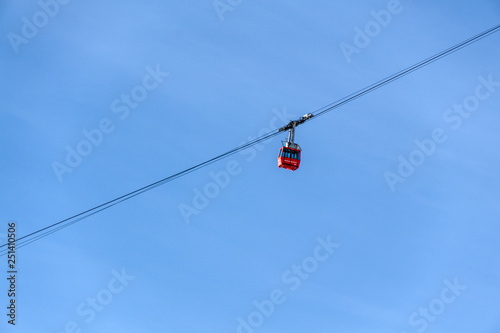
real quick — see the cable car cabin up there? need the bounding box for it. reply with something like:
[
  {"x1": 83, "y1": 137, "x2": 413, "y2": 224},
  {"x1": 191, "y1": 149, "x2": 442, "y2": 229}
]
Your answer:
[{"x1": 278, "y1": 146, "x2": 301, "y2": 171}]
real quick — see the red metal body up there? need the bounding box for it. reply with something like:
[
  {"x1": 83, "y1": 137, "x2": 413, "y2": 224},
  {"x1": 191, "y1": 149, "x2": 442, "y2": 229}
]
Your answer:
[{"x1": 278, "y1": 147, "x2": 301, "y2": 171}]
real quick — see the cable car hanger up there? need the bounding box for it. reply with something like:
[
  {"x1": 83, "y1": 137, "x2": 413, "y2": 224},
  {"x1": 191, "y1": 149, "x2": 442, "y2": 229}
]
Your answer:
[{"x1": 277, "y1": 113, "x2": 314, "y2": 171}]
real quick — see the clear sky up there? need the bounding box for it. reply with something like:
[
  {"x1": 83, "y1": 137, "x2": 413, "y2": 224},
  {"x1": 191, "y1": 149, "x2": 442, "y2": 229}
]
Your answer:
[{"x1": 1, "y1": 0, "x2": 500, "y2": 332}]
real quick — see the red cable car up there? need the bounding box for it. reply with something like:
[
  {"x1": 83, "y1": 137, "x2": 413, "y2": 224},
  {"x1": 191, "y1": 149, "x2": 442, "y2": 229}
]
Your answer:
[
  {"x1": 278, "y1": 145, "x2": 301, "y2": 171},
  {"x1": 277, "y1": 113, "x2": 313, "y2": 171}
]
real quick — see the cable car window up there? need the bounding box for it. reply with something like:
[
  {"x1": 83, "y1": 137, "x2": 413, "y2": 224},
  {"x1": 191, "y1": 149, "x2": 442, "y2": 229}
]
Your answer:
[
  {"x1": 297, "y1": 151, "x2": 301, "y2": 160},
  {"x1": 291, "y1": 151, "x2": 297, "y2": 159}
]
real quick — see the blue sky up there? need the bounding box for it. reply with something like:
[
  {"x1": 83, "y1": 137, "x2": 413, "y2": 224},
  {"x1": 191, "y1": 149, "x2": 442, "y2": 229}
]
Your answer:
[{"x1": 1, "y1": 0, "x2": 500, "y2": 332}]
